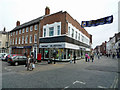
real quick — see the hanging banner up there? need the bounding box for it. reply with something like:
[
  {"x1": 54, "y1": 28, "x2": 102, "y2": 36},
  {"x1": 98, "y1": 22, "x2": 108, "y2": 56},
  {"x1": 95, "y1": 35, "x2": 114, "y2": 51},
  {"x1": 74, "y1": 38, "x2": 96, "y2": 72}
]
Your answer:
[{"x1": 81, "y1": 15, "x2": 113, "y2": 27}]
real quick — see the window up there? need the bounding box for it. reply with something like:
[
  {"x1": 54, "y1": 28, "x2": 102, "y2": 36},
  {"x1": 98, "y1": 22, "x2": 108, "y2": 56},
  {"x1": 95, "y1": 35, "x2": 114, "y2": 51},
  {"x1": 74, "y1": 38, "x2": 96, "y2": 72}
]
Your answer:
[
  {"x1": 11, "y1": 33, "x2": 12, "y2": 36},
  {"x1": 13, "y1": 38, "x2": 14, "y2": 45},
  {"x1": 30, "y1": 26, "x2": 33, "y2": 31},
  {"x1": 72, "y1": 29, "x2": 74, "y2": 37},
  {"x1": 81, "y1": 35, "x2": 84, "y2": 42},
  {"x1": 19, "y1": 29, "x2": 21, "y2": 34},
  {"x1": 0, "y1": 41, "x2": 1, "y2": 46},
  {"x1": 78, "y1": 33, "x2": 80, "y2": 40},
  {"x1": 13, "y1": 32, "x2": 15, "y2": 36},
  {"x1": 26, "y1": 27, "x2": 28, "y2": 32},
  {"x1": 19, "y1": 37, "x2": 21, "y2": 44},
  {"x1": 15, "y1": 37, "x2": 17, "y2": 44},
  {"x1": 35, "y1": 25, "x2": 38, "y2": 30},
  {"x1": 68, "y1": 27, "x2": 70, "y2": 36},
  {"x1": 16, "y1": 31, "x2": 18, "y2": 35},
  {"x1": 34, "y1": 34, "x2": 37, "y2": 43},
  {"x1": 57, "y1": 25, "x2": 60, "y2": 35},
  {"x1": 22, "y1": 36, "x2": 24, "y2": 44},
  {"x1": 10, "y1": 40, "x2": 12, "y2": 45},
  {"x1": 44, "y1": 28, "x2": 46, "y2": 37},
  {"x1": 30, "y1": 35, "x2": 32, "y2": 43},
  {"x1": 22, "y1": 28, "x2": 25, "y2": 33},
  {"x1": 25, "y1": 35, "x2": 28, "y2": 44},
  {"x1": 49, "y1": 27, "x2": 54, "y2": 36},
  {"x1": 75, "y1": 31, "x2": 77, "y2": 39}
]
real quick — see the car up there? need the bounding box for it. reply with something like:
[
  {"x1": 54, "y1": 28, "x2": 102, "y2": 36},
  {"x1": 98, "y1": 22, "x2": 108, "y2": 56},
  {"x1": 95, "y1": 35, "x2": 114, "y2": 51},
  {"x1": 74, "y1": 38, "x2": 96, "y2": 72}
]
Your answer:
[
  {"x1": 1, "y1": 53, "x2": 9, "y2": 61},
  {"x1": 0, "y1": 53, "x2": 7, "y2": 60},
  {"x1": 7, "y1": 55, "x2": 27, "y2": 66}
]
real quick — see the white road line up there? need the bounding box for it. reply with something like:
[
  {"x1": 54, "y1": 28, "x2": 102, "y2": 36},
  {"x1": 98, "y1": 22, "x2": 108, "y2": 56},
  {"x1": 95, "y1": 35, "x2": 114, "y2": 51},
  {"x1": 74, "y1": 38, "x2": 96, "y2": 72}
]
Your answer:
[
  {"x1": 64, "y1": 86, "x2": 69, "y2": 89},
  {"x1": 4, "y1": 67, "x2": 11, "y2": 71},
  {"x1": 73, "y1": 80, "x2": 86, "y2": 85},
  {"x1": 98, "y1": 86, "x2": 107, "y2": 88}
]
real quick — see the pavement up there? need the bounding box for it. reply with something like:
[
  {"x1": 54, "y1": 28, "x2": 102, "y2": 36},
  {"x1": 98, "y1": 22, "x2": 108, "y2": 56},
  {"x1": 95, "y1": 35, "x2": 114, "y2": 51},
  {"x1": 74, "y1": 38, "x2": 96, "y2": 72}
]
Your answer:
[{"x1": 1, "y1": 56, "x2": 119, "y2": 89}]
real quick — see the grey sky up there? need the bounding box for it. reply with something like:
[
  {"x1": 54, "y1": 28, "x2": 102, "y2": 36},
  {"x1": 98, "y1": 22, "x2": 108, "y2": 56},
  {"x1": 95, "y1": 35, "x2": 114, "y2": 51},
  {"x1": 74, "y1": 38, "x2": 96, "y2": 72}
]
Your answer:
[{"x1": 0, "y1": 0, "x2": 119, "y2": 48}]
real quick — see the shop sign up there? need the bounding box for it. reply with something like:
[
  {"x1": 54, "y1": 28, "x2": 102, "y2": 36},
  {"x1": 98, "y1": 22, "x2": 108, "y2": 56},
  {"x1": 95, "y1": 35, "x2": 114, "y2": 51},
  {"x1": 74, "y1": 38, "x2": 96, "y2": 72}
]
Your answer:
[{"x1": 39, "y1": 43, "x2": 65, "y2": 48}]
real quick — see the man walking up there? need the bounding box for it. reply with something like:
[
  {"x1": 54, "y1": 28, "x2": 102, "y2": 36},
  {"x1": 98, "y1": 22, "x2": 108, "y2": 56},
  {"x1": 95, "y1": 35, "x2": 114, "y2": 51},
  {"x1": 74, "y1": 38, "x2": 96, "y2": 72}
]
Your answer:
[
  {"x1": 85, "y1": 53, "x2": 88, "y2": 62},
  {"x1": 73, "y1": 52, "x2": 76, "y2": 64}
]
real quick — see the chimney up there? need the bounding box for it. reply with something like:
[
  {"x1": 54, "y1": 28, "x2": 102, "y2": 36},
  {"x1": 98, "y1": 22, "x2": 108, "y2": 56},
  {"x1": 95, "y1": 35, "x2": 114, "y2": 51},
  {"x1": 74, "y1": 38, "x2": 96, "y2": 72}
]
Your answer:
[
  {"x1": 45, "y1": 6, "x2": 50, "y2": 15},
  {"x1": 3, "y1": 27, "x2": 6, "y2": 32},
  {"x1": 16, "y1": 21, "x2": 20, "y2": 26}
]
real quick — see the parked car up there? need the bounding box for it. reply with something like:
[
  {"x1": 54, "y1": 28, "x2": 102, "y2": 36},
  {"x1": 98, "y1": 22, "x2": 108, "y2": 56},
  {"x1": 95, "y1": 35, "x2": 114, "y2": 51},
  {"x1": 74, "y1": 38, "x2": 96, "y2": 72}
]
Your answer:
[
  {"x1": 7, "y1": 55, "x2": 27, "y2": 66},
  {"x1": 0, "y1": 53, "x2": 7, "y2": 60},
  {"x1": 2, "y1": 53, "x2": 9, "y2": 61}
]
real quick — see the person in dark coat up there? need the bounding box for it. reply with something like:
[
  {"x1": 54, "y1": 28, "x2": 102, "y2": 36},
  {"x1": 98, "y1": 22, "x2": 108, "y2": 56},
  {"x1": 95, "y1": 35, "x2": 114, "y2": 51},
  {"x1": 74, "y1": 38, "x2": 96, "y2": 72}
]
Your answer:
[{"x1": 73, "y1": 52, "x2": 76, "y2": 64}]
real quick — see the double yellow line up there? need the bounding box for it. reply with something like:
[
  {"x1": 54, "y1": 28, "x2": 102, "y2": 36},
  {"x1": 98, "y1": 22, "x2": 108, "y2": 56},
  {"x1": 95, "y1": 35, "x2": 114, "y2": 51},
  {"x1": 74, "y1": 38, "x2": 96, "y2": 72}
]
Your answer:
[{"x1": 110, "y1": 75, "x2": 118, "y2": 88}]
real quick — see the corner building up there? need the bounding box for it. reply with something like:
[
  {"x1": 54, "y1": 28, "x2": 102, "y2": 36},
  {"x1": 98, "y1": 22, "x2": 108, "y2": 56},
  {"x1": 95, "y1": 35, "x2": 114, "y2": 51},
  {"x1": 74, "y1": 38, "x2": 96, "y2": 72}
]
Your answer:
[
  {"x1": 39, "y1": 8, "x2": 92, "y2": 61},
  {"x1": 10, "y1": 7, "x2": 92, "y2": 60}
]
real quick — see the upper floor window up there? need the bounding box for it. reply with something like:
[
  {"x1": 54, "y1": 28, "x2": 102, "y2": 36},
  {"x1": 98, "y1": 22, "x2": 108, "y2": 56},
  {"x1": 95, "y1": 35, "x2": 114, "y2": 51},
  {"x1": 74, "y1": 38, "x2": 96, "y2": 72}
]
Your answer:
[
  {"x1": 44, "y1": 28, "x2": 46, "y2": 37},
  {"x1": 72, "y1": 29, "x2": 74, "y2": 38},
  {"x1": 57, "y1": 25, "x2": 60, "y2": 35},
  {"x1": 30, "y1": 35, "x2": 32, "y2": 43},
  {"x1": 26, "y1": 27, "x2": 28, "y2": 32},
  {"x1": 68, "y1": 27, "x2": 70, "y2": 36},
  {"x1": 13, "y1": 32, "x2": 15, "y2": 36},
  {"x1": 13, "y1": 38, "x2": 14, "y2": 45},
  {"x1": 0, "y1": 41, "x2": 1, "y2": 46},
  {"x1": 25, "y1": 35, "x2": 28, "y2": 44},
  {"x1": 16, "y1": 31, "x2": 18, "y2": 35},
  {"x1": 22, "y1": 36, "x2": 24, "y2": 44},
  {"x1": 22, "y1": 28, "x2": 25, "y2": 33},
  {"x1": 15, "y1": 37, "x2": 17, "y2": 44},
  {"x1": 30, "y1": 26, "x2": 33, "y2": 31},
  {"x1": 18, "y1": 37, "x2": 21, "y2": 44},
  {"x1": 49, "y1": 27, "x2": 54, "y2": 36},
  {"x1": 78, "y1": 33, "x2": 80, "y2": 40},
  {"x1": 81, "y1": 35, "x2": 84, "y2": 42},
  {"x1": 11, "y1": 33, "x2": 12, "y2": 36},
  {"x1": 34, "y1": 34, "x2": 37, "y2": 43},
  {"x1": 75, "y1": 31, "x2": 77, "y2": 39},
  {"x1": 35, "y1": 25, "x2": 38, "y2": 30},
  {"x1": 19, "y1": 29, "x2": 21, "y2": 34}
]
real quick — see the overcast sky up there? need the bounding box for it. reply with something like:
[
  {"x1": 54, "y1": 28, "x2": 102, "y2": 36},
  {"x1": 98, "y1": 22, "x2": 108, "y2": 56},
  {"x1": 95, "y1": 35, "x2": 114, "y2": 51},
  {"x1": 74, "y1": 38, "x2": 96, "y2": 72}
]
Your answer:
[{"x1": 0, "y1": 0, "x2": 119, "y2": 48}]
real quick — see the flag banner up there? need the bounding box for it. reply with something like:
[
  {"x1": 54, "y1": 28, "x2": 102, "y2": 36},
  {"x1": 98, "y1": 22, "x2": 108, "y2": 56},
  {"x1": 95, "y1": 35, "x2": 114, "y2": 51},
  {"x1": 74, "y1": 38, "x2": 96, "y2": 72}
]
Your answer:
[{"x1": 81, "y1": 15, "x2": 113, "y2": 27}]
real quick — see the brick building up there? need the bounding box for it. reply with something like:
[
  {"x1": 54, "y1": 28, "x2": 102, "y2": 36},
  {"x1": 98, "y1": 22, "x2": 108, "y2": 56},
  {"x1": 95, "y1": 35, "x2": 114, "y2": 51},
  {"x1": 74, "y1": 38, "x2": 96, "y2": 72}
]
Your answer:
[{"x1": 10, "y1": 7, "x2": 92, "y2": 60}]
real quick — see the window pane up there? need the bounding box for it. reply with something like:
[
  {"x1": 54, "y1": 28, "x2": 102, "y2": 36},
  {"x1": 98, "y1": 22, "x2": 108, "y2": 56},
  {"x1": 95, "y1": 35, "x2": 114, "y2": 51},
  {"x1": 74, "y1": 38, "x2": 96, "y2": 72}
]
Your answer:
[
  {"x1": 44, "y1": 28, "x2": 46, "y2": 37},
  {"x1": 57, "y1": 26, "x2": 60, "y2": 35},
  {"x1": 49, "y1": 27, "x2": 54, "y2": 36}
]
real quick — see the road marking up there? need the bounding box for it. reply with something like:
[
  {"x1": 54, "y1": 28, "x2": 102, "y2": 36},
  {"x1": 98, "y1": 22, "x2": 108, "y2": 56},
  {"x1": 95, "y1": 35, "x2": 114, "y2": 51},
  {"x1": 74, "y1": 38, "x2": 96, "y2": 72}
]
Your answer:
[
  {"x1": 114, "y1": 78, "x2": 118, "y2": 88},
  {"x1": 110, "y1": 75, "x2": 118, "y2": 88},
  {"x1": 64, "y1": 86, "x2": 69, "y2": 89},
  {"x1": 98, "y1": 85, "x2": 107, "y2": 88},
  {"x1": 4, "y1": 67, "x2": 11, "y2": 71},
  {"x1": 73, "y1": 80, "x2": 86, "y2": 85}
]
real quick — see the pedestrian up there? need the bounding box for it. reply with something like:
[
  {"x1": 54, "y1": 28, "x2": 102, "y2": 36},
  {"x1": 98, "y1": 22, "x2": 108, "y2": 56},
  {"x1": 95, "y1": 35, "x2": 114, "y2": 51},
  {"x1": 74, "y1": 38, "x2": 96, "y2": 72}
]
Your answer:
[
  {"x1": 70, "y1": 54, "x2": 72, "y2": 64},
  {"x1": 73, "y1": 52, "x2": 76, "y2": 64},
  {"x1": 27, "y1": 55, "x2": 30, "y2": 71},
  {"x1": 30, "y1": 53, "x2": 35, "y2": 70},
  {"x1": 85, "y1": 53, "x2": 88, "y2": 62},
  {"x1": 88, "y1": 55, "x2": 90, "y2": 62},
  {"x1": 90, "y1": 53, "x2": 94, "y2": 62},
  {"x1": 97, "y1": 53, "x2": 100, "y2": 59}
]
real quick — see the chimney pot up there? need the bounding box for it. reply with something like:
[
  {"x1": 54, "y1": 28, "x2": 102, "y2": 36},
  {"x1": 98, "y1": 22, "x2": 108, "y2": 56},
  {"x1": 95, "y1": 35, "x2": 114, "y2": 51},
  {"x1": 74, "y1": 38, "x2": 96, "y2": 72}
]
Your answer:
[
  {"x1": 16, "y1": 21, "x2": 20, "y2": 26},
  {"x1": 45, "y1": 7, "x2": 50, "y2": 15}
]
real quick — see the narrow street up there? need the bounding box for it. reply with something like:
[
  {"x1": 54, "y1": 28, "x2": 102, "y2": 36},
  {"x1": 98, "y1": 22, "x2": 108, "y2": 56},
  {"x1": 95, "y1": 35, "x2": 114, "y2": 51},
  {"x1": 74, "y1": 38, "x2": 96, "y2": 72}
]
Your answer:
[{"x1": 2, "y1": 56, "x2": 119, "y2": 89}]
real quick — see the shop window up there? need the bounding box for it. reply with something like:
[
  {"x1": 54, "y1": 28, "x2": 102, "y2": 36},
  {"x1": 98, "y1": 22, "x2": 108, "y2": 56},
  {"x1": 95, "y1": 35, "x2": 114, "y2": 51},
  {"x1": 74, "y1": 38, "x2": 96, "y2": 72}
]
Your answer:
[{"x1": 49, "y1": 27, "x2": 54, "y2": 36}]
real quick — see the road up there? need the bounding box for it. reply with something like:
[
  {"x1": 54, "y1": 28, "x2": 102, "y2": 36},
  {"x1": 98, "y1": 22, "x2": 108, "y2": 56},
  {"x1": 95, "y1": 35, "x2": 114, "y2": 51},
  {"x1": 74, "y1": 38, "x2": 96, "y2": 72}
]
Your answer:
[{"x1": 1, "y1": 56, "x2": 119, "y2": 89}]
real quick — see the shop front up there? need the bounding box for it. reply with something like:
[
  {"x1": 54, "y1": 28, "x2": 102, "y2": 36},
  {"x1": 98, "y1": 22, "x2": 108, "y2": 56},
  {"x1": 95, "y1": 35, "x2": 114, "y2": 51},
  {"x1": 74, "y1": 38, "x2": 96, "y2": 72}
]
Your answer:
[{"x1": 39, "y1": 42, "x2": 88, "y2": 61}]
